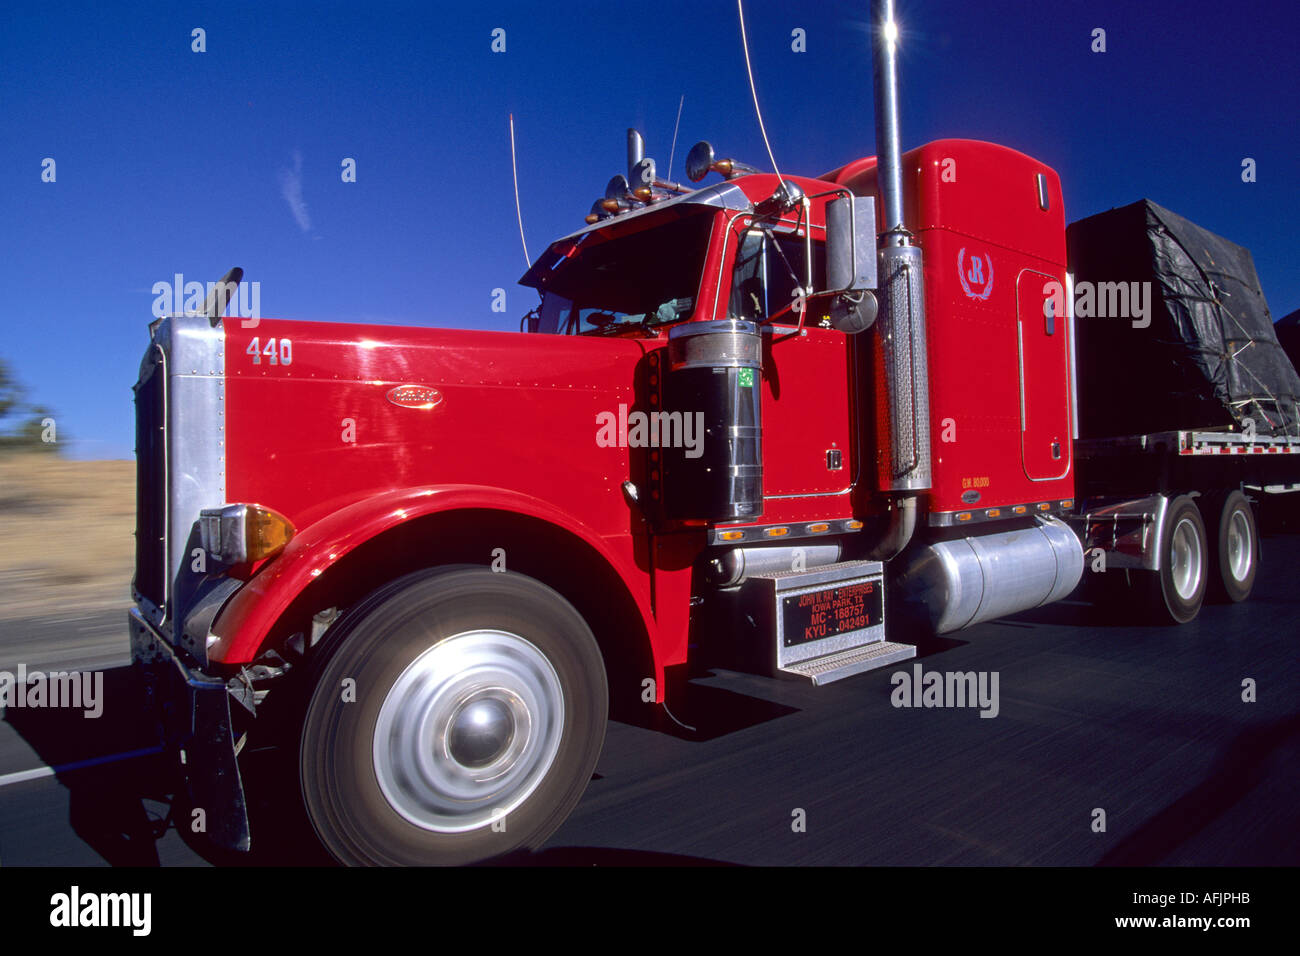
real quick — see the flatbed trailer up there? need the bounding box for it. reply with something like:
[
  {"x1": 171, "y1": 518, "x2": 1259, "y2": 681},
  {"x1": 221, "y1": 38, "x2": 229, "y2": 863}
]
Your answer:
[{"x1": 1067, "y1": 429, "x2": 1300, "y2": 621}]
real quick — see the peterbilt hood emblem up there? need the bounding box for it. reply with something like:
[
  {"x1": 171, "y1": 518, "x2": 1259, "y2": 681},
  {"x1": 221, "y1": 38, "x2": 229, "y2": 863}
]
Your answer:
[{"x1": 386, "y1": 384, "x2": 444, "y2": 409}]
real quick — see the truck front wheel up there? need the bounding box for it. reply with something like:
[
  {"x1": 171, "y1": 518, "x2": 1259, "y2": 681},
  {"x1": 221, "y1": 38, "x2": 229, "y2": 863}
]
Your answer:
[{"x1": 299, "y1": 566, "x2": 607, "y2": 865}]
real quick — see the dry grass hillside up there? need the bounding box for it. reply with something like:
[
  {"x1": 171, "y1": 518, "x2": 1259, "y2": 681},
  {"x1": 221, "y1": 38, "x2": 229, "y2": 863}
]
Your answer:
[{"x1": 0, "y1": 454, "x2": 135, "y2": 621}]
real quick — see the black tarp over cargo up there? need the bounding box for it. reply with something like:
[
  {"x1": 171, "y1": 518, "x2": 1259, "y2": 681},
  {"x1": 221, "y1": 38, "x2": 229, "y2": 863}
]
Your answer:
[{"x1": 1067, "y1": 200, "x2": 1300, "y2": 439}]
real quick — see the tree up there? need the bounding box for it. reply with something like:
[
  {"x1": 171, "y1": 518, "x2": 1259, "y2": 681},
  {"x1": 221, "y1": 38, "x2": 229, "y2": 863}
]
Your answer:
[
  {"x1": 0, "y1": 357, "x2": 23, "y2": 419},
  {"x1": 0, "y1": 358, "x2": 60, "y2": 453}
]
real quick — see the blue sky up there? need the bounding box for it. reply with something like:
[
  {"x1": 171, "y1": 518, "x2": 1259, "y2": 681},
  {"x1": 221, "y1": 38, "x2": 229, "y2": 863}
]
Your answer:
[{"x1": 2, "y1": 0, "x2": 1296, "y2": 459}]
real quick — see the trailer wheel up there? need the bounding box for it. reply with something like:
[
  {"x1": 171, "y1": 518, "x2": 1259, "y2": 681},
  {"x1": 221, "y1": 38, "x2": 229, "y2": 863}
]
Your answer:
[
  {"x1": 1209, "y1": 490, "x2": 1258, "y2": 603},
  {"x1": 1143, "y1": 495, "x2": 1207, "y2": 624},
  {"x1": 299, "y1": 566, "x2": 607, "y2": 866}
]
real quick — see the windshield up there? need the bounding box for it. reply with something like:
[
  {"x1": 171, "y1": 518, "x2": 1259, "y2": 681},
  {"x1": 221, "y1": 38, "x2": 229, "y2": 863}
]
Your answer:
[{"x1": 534, "y1": 211, "x2": 714, "y2": 335}]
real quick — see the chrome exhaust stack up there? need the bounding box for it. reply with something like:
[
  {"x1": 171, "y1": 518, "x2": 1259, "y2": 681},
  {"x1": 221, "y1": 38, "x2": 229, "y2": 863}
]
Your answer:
[
  {"x1": 872, "y1": 0, "x2": 931, "y2": 497},
  {"x1": 873, "y1": 0, "x2": 906, "y2": 242}
]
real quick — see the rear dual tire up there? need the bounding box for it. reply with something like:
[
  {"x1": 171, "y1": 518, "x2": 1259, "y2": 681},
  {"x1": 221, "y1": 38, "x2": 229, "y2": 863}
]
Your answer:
[
  {"x1": 1140, "y1": 490, "x2": 1259, "y2": 623},
  {"x1": 1208, "y1": 490, "x2": 1258, "y2": 603},
  {"x1": 1143, "y1": 494, "x2": 1207, "y2": 624}
]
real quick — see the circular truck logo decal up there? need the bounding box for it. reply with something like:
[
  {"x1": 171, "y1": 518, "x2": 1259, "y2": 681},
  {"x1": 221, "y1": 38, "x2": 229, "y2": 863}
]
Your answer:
[
  {"x1": 957, "y1": 247, "x2": 994, "y2": 301},
  {"x1": 386, "y1": 384, "x2": 444, "y2": 410}
]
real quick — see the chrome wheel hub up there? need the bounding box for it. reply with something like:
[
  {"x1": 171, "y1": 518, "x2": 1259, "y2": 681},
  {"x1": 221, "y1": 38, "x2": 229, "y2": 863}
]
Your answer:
[
  {"x1": 1170, "y1": 517, "x2": 1203, "y2": 601},
  {"x1": 448, "y1": 694, "x2": 517, "y2": 768},
  {"x1": 1227, "y1": 509, "x2": 1252, "y2": 582},
  {"x1": 373, "y1": 629, "x2": 564, "y2": 833}
]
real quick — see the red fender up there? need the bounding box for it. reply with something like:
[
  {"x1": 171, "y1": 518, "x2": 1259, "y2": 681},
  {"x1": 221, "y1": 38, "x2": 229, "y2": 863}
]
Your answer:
[{"x1": 207, "y1": 484, "x2": 663, "y2": 696}]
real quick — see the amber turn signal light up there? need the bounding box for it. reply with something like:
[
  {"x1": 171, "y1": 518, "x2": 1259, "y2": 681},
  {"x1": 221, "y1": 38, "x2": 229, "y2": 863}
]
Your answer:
[{"x1": 200, "y1": 503, "x2": 295, "y2": 564}]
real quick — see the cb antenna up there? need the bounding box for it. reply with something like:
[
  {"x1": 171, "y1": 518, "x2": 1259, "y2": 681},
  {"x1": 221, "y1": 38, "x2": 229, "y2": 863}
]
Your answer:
[
  {"x1": 667, "y1": 94, "x2": 685, "y2": 178},
  {"x1": 736, "y1": 0, "x2": 784, "y2": 184},
  {"x1": 509, "y1": 113, "x2": 531, "y2": 269}
]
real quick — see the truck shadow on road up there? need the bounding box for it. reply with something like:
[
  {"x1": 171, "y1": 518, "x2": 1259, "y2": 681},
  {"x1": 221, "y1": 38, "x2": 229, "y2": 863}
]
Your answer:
[
  {"x1": 997, "y1": 594, "x2": 1147, "y2": 629},
  {"x1": 4, "y1": 665, "x2": 331, "y2": 865},
  {"x1": 3, "y1": 665, "x2": 175, "y2": 865},
  {"x1": 4, "y1": 663, "x2": 778, "y2": 865},
  {"x1": 630, "y1": 678, "x2": 800, "y2": 742}
]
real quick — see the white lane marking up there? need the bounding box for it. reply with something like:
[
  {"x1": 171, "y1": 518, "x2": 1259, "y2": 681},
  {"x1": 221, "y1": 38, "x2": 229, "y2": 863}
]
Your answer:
[
  {"x1": 0, "y1": 745, "x2": 163, "y2": 789},
  {"x1": 0, "y1": 765, "x2": 54, "y2": 787}
]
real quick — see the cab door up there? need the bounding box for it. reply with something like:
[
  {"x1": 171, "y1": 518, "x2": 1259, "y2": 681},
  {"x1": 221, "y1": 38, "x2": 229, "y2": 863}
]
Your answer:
[
  {"x1": 1016, "y1": 269, "x2": 1072, "y2": 481},
  {"x1": 729, "y1": 225, "x2": 855, "y2": 500},
  {"x1": 762, "y1": 325, "x2": 855, "y2": 497}
]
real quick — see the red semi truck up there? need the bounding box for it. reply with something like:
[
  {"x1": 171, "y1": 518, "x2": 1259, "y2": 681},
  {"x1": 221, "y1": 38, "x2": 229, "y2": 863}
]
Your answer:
[{"x1": 130, "y1": 0, "x2": 1300, "y2": 865}]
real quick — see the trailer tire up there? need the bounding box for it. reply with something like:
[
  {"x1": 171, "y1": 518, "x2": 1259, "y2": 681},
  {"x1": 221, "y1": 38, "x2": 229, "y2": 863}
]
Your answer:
[
  {"x1": 1143, "y1": 495, "x2": 1207, "y2": 624},
  {"x1": 299, "y1": 566, "x2": 607, "y2": 866},
  {"x1": 1208, "y1": 490, "x2": 1258, "y2": 603}
]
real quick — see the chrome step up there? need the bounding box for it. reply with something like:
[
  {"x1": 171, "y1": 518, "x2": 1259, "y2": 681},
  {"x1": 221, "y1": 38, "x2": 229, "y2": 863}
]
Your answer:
[{"x1": 779, "y1": 640, "x2": 916, "y2": 685}]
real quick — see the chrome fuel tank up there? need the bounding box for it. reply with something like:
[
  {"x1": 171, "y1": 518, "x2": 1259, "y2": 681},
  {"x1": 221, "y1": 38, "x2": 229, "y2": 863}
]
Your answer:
[{"x1": 899, "y1": 516, "x2": 1083, "y2": 633}]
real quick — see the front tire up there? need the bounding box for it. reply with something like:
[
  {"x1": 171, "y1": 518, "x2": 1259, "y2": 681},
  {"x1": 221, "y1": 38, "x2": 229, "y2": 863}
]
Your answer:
[{"x1": 299, "y1": 566, "x2": 607, "y2": 866}]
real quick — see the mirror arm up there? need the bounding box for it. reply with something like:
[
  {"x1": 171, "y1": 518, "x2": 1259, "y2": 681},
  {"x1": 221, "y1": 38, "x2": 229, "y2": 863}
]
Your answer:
[{"x1": 765, "y1": 293, "x2": 809, "y2": 342}]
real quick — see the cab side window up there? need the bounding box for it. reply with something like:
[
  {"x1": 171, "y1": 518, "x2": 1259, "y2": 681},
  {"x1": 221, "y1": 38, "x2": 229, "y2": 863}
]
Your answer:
[{"x1": 729, "y1": 229, "x2": 826, "y2": 322}]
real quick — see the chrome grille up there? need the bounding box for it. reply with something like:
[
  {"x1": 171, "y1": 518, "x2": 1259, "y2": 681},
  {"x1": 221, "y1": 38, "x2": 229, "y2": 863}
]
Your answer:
[{"x1": 133, "y1": 345, "x2": 167, "y2": 611}]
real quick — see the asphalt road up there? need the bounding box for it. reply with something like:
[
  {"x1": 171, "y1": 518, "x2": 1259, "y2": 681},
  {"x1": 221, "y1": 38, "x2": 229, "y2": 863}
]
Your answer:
[
  {"x1": 0, "y1": 607, "x2": 131, "y2": 675},
  {"x1": 1, "y1": 534, "x2": 1297, "y2": 867}
]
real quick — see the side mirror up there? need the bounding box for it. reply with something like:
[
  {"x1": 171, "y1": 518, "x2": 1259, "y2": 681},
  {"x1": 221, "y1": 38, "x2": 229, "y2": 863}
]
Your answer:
[
  {"x1": 826, "y1": 196, "x2": 877, "y2": 292},
  {"x1": 828, "y1": 290, "x2": 878, "y2": 334},
  {"x1": 824, "y1": 196, "x2": 879, "y2": 333}
]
